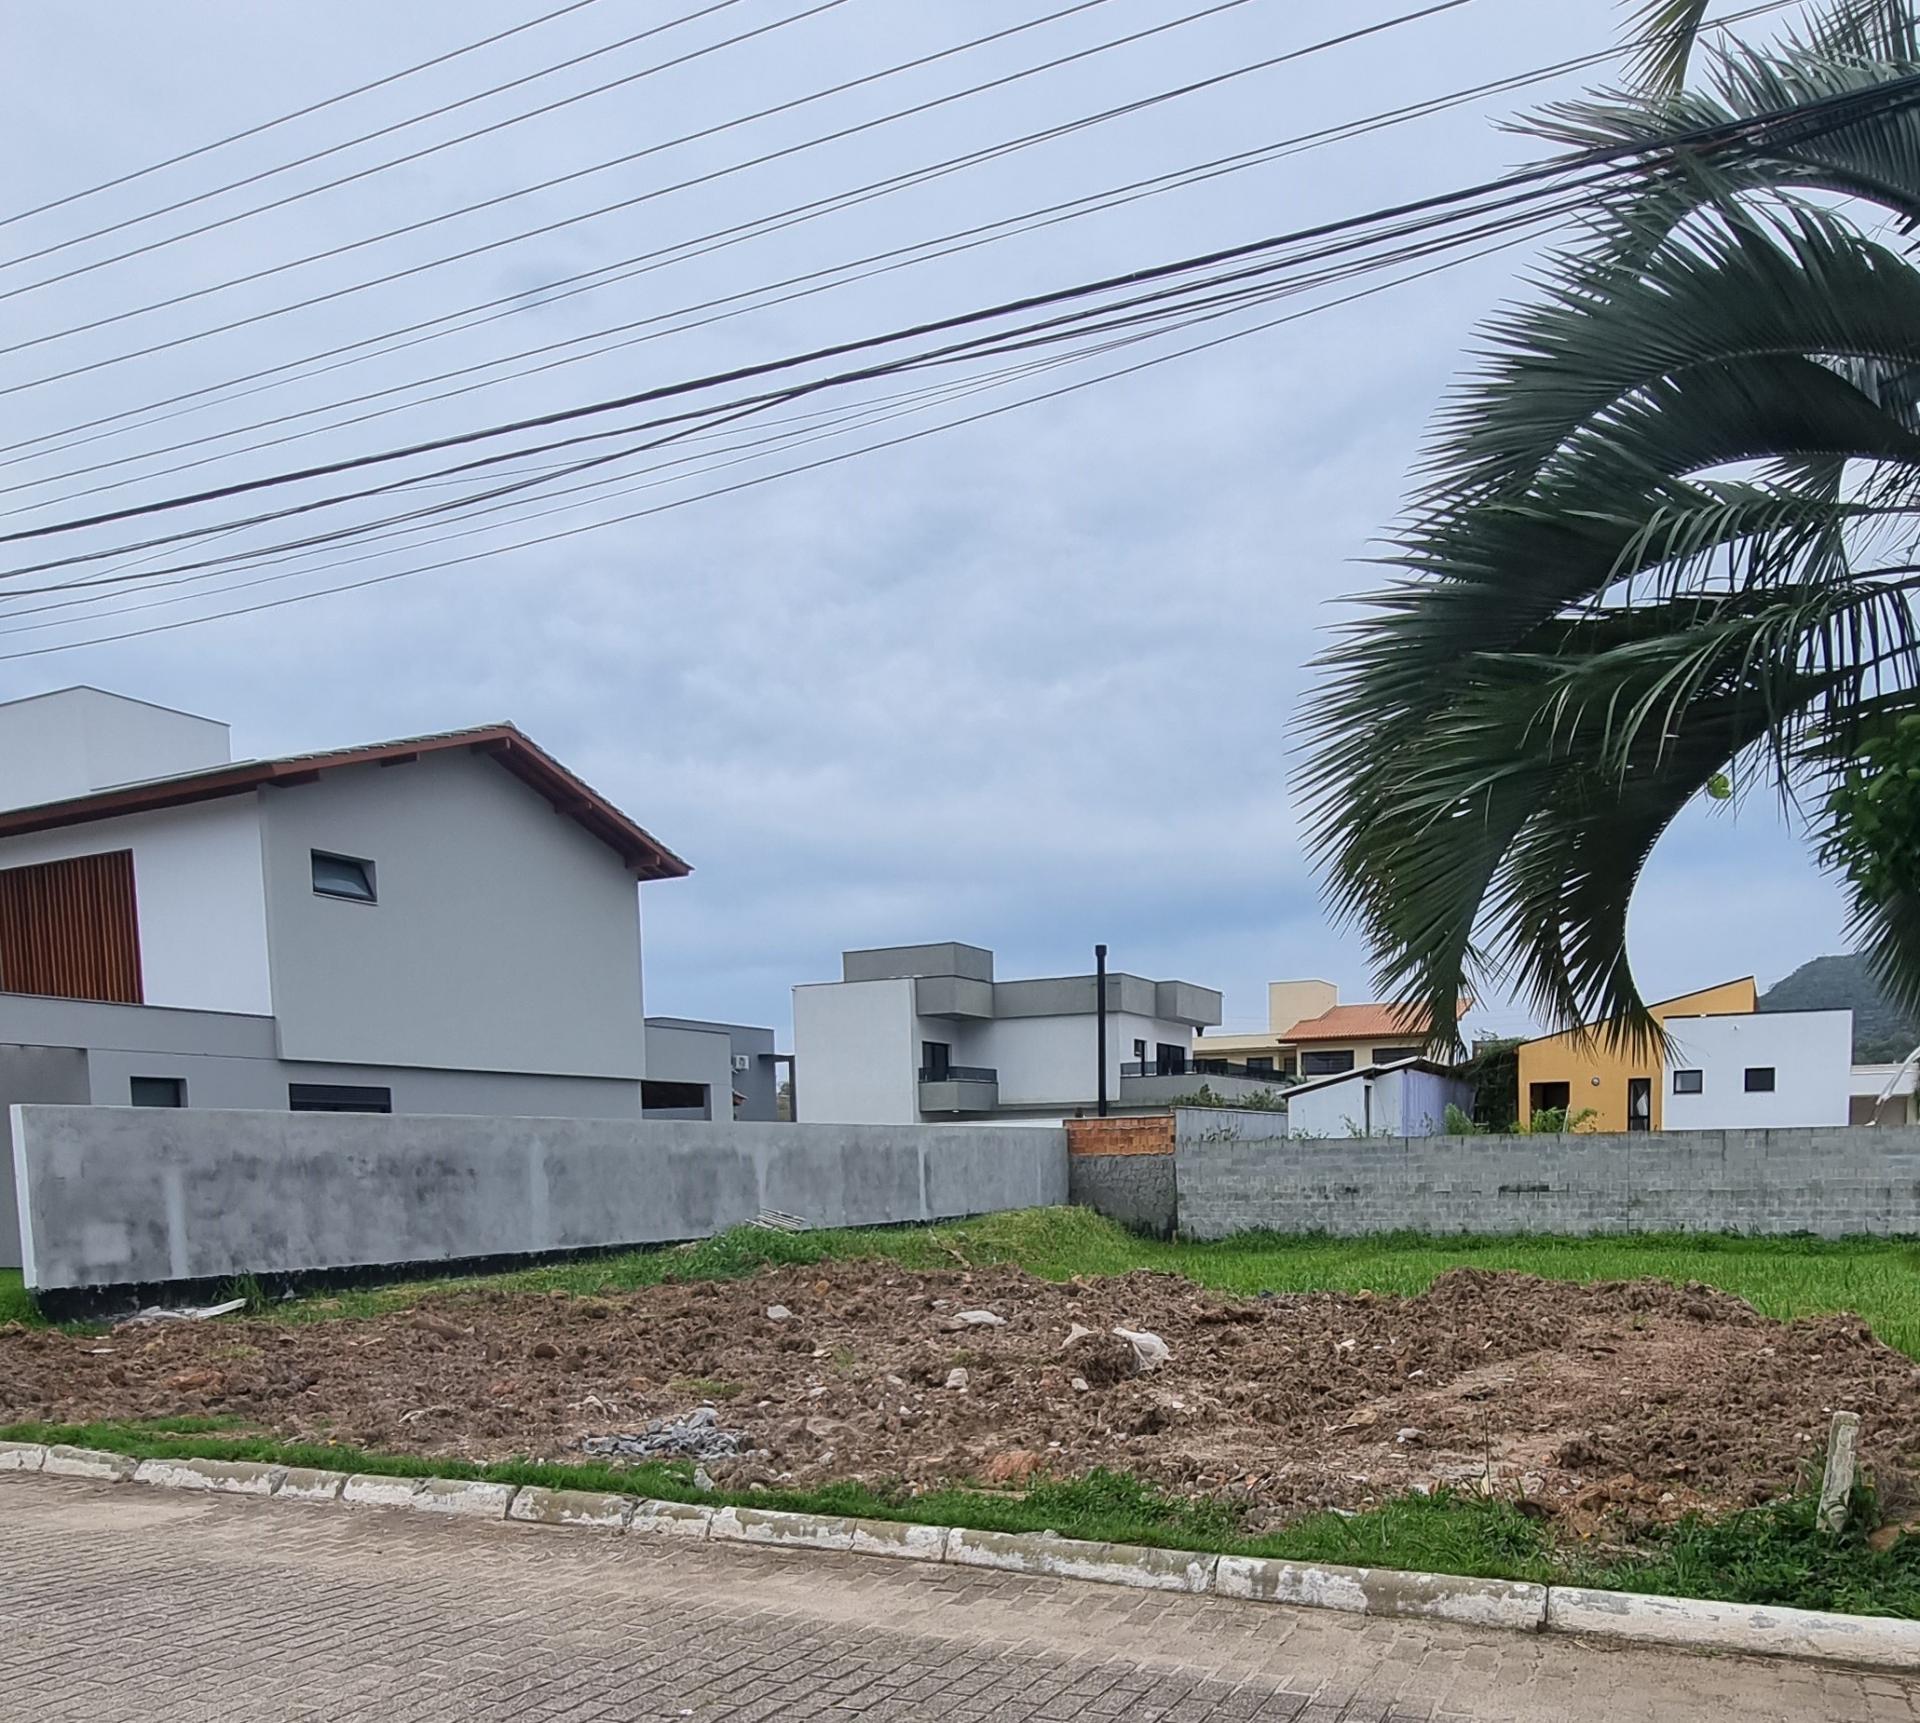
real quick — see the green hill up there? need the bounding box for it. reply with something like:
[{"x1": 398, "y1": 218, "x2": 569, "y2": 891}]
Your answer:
[{"x1": 1759, "y1": 955, "x2": 1920, "y2": 1063}]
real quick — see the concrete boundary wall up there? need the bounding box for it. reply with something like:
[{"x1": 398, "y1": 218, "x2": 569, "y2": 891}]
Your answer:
[
  {"x1": 1174, "y1": 1119, "x2": 1920, "y2": 1241},
  {"x1": 10, "y1": 1106, "x2": 1067, "y2": 1292}
]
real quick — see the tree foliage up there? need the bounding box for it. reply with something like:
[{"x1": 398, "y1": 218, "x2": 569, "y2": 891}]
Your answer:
[{"x1": 1307, "y1": 1, "x2": 1920, "y2": 1048}]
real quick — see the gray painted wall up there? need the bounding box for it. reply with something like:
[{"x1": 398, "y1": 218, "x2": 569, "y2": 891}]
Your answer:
[
  {"x1": 0, "y1": 996, "x2": 645, "y2": 1269},
  {"x1": 12, "y1": 1106, "x2": 1068, "y2": 1291},
  {"x1": 1174, "y1": 1118, "x2": 1920, "y2": 1240},
  {"x1": 261, "y1": 750, "x2": 647, "y2": 1079},
  {"x1": 0, "y1": 1047, "x2": 87, "y2": 1269},
  {"x1": 645, "y1": 1018, "x2": 780, "y2": 1122}
]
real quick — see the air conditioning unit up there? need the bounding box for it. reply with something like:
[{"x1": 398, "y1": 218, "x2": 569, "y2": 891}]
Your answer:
[{"x1": 731, "y1": 1054, "x2": 751, "y2": 1072}]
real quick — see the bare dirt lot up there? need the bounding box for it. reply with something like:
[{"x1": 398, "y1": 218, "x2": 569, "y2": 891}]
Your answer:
[{"x1": 6, "y1": 1263, "x2": 1920, "y2": 1528}]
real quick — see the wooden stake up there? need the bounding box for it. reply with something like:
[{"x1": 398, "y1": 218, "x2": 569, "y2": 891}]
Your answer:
[{"x1": 1817, "y1": 1411, "x2": 1861, "y2": 1536}]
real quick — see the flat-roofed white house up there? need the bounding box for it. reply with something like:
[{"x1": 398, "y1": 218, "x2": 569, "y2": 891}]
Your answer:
[
  {"x1": 793, "y1": 942, "x2": 1269, "y2": 1124},
  {"x1": 0, "y1": 686, "x2": 702, "y2": 1267}
]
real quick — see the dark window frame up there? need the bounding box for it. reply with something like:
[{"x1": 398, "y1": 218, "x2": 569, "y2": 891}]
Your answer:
[
  {"x1": 130, "y1": 1076, "x2": 185, "y2": 1108},
  {"x1": 1302, "y1": 1048, "x2": 1358, "y2": 1078},
  {"x1": 642, "y1": 1079, "x2": 711, "y2": 1114},
  {"x1": 311, "y1": 850, "x2": 377, "y2": 904},
  {"x1": 289, "y1": 1082, "x2": 392, "y2": 1114},
  {"x1": 1744, "y1": 1066, "x2": 1777, "y2": 1093},
  {"x1": 1673, "y1": 1069, "x2": 1704, "y2": 1095},
  {"x1": 1370, "y1": 1045, "x2": 1422, "y2": 1066}
]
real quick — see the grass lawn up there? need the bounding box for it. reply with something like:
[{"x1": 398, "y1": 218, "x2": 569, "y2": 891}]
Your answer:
[
  {"x1": 155, "y1": 1206, "x2": 1920, "y2": 1359},
  {"x1": 0, "y1": 1269, "x2": 32, "y2": 1327}
]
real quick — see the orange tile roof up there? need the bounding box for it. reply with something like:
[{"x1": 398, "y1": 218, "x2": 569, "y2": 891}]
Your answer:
[{"x1": 1281, "y1": 1002, "x2": 1436, "y2": 1043}]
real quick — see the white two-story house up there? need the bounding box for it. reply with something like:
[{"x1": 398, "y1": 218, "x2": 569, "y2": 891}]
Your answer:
[
  {"x1": 793, "y1": 942, "x2": 1272, "y2": 1123},
  {"x1": 0, "y1": 687, "x2": 700, "y2": 1265}
]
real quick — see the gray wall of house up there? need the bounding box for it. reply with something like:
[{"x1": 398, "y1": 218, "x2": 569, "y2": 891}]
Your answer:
[
  {"x1": 12, "y1": 1107, "x2": 1069, "y2": 1291},
  {"x1": 260, "y1": 750, "x2": 647, "y2": 1079},
  {"x1": 1174, "y1": 1118, "x2": 1920, "y2": 1240},
  {"x1": 640, "y1": 1020, "x2": 729, "y2": 1120},
  {"x1": 0, "y1": 994, "x2": 645, "y2": 1270},
  {"x1": 0, "y1": 1045, "x2": 88, "y2": 1268},
  {"x1": 1067, "y1": 1152, "x2": 1177, "y2": 1239},
  {"x1": 646, "y1": 1017, "x2": 779, "y2": 1122}
]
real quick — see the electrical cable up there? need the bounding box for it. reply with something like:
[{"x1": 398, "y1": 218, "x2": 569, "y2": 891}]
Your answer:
[
  {"x1": 2, "y1": 0, "x2": 614, "y2": 230},
  {"x1": 0, "y1": 229, "x2": 1553, "y2": 661},
  {"x1": 10, "y1": 65, "x2": 1900, "y2": 557},
  {"x1": 0, "y1": 0, "x2": 1796, "y2": 482},
  {"x1": 0, "y1": 0, "x2": 1471, "y2": 388},
  {"x1": 0, "y1": 0, "x2": 760, "y2": 275}
]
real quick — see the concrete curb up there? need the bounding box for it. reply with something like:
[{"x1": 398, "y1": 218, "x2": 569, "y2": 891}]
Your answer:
[
  {"x1": 19, "y1": 1448, "x2": 1920, "y2": 1672},
  {"x1": 1548, "y1": 1585, "x2": 1920, "y2": 1673}
]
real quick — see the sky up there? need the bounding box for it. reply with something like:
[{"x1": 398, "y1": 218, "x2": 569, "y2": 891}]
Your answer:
[{"x1": 0, "y1": 0, "x2": 1854, "y2": 1045}]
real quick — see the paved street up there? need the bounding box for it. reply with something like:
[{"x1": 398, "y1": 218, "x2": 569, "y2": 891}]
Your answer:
[{"x1": 1, "y1": 1476, "x2": 1915, "y2": 1722}]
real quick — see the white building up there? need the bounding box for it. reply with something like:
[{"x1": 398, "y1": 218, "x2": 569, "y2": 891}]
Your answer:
[
  {"x1": 1661, "y1": 1007, "x2": 1853, "y2": 1130},
  {"x1": 0, "y1": 687, "x2": 734, "y2": 1264},
  {"x1": 1282, "y1": 1057, "x2": 1473, "y2": 1139},
  {"x1": 792, "y1": 942, "x2": 1266, "y2": 1123}
]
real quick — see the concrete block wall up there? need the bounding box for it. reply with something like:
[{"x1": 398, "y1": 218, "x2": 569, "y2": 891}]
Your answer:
[
  {"x1": 1174, "y1": 1121, "x2": 1920, "y2": 1241},
  {"x1": 1066, "y1": 1116, "x2": 1178, "y2": 1237},
  {"x1": 11, "y1": 1107, "x2": 1069, "y2": 1293}
]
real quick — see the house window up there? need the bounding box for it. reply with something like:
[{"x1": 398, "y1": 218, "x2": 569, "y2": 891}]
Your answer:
[
  {"x1": 130, "y1": 1076, "x2": 185, "y2": 1108},
  {"x1": 1673, "y1": 1069, "x2": 1704, "y2": 1095},
  {"x1": 1302, "y1": 1049, "x2": 1356, "y2": 1077},
  {"x1": 1745, "y1": 1066, "x2": 1776, "y2": 1093},
  {"x1": 642, "y1": 1079, "x2": 710, "y2": 1116},
  {"x1": 1528, "y1": 1080, "x2": 1570, "y2": 1113},
  {"x1": 1248, "y1": 1056, "x2": 1275, "y2": 1075},
  {"x1": 289, "y1": 1083, "x2": 391, "y2": 1113},
  {"x1": 311, "y1": 851, "x2": 376, "y2": 903},
  {"x1": 920, "y1": 1041, "x2": 951, "y2": 1082},
  {"x1": 1371, "y1": 1046, "x2": 1421, "y2": 1066},
  {"x1": 1133, "y1": 1039, "x2": 1147, "y2": 1064},
  {"x1": 1155, "y1": 1042, "x2": 1187, "y2": 1077}
]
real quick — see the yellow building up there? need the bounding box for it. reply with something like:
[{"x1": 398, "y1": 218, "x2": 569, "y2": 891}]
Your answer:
[{"x1": 1514, "y1": 978, "x2": 1757, "y2": 1132}]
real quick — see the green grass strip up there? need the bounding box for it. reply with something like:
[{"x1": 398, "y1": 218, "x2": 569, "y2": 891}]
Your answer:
[{"x1": 12, "y1": 1417, "x2": 1920, "y2": 1615}]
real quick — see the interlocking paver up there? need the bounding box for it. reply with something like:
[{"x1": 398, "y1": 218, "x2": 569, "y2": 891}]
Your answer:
[{"x1": 0, "y1": 1473, "x2": 1912, "y2": 1720}]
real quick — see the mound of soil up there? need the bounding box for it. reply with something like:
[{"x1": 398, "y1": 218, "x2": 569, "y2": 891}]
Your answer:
[{"x1": 7, "y1": 1263, "x2": 1919, "y2": 1530}]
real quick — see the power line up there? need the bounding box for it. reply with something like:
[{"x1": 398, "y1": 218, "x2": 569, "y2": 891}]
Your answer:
[
  {"x1": 12, "y1": 65, "x2": 1897, "y2": 555},
  {"x1": 0, "y1": 0, "x2": 1466, "y2": 389},
  {"x1": 0, "y1": 0, "x2": 1795, "y2": 484},
  {"x1": 2, "y1": 0, "x2": 613, "y2": 230},
  {"x1": 0, "y1": 0, "x2": 1252, "y2": 358},
  {"x1": 1, "y1": 0, "x2": 759, "y2": 277},
  {"x1": 0, "y1": 233, "x2": 1551, "y2": 661},
  {"x1": 5, "y1": 175, "x2": 1599, "y2": 607}
]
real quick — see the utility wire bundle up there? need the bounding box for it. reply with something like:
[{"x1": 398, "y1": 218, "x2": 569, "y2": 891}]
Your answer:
[{"x1": 0, "y1": 0, "x2": 1858, "y2": 657}]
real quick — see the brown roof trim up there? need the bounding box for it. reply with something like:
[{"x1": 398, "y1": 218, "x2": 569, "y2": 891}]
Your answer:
[{"x1": 0, "y1": 723, "x2": 690, "y2": 881}]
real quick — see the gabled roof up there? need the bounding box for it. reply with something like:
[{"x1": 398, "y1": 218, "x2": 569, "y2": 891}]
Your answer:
[
  {"x1": 1284, "y1": 1055, "x2": 1460, "y2": 1098},
  {"x1": 1281, "y1": 1001, "x2": 1437, "y2": 1043},
  {"x1": 0, "y1": 723, "x2": 690, "y2": 880}
]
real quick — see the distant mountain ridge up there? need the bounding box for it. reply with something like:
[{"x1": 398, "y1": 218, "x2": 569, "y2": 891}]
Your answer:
[{"x1": 1759, "y1": 955, "x2": 1920, "y2": 1063}]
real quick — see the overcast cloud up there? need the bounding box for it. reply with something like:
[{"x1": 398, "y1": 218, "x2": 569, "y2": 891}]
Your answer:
[{"x1": 0, "y1": 0, "x2": 1852, "y2": 1041}]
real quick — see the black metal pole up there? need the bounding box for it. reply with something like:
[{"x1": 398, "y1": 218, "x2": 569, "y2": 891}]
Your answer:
[{"x1": 1095, "y1": 942, "x2": 1109, "y2": 1117}]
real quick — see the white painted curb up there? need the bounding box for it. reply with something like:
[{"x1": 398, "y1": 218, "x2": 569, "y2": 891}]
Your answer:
[
  {"x1": 949, "y1": 1526, "x2": 1216, "y2": 1594},
  {"x1": 16, "y1": 1449, "x2": 1920, "y2": 1671},
  {"x1": 1548, "y1": 1586, "x2": 1920, "y2": 1673},
  {"x1": 1215, "y1": 1554, "x2": 1546, "y2": 1632}
]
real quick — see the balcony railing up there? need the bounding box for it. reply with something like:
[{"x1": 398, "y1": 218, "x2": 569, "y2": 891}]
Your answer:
[
  {"x1": 918, "y1": 1065, "x2": 997, "y2": 1084},
  {"x1": 1120, "y1": 1060, "x2": 1286, "y2": 1082}
]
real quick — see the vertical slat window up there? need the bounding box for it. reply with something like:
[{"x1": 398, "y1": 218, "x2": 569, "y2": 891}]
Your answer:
[{"x1": 0, "y1": 850, "x2": 142, "y2": 1003}]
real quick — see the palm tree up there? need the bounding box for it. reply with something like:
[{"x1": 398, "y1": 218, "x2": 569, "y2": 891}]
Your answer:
[{"x1": 1306, "y1": 0, "x2": 1920, "y2": 1048}]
